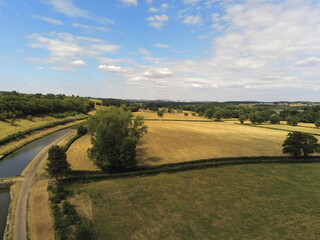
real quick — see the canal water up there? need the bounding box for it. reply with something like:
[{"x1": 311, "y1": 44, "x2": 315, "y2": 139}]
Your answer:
[{"x1": 0, "y1": 128, "x2": 73, "y2": 240}]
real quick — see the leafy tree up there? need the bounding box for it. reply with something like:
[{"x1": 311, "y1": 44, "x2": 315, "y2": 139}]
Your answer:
[
  {"x1": 239, "y1": 115, "x2": 247, "y2": 124},
  {"x1": 157, "y1": 110, "x2": 164, "y2": 118},
  {"x1": 286, "y1": 116, "x2": 299, "y2": 126},
  {"x1": 77, "y1": 125, "x2": 88, "y2": 135},
  {"x1": 191, "y1": 112, "x2": 196, "y2": 116},
  {"x1": 27, "y1": 114, "x2": 33, "y2": 121},
  {"x1": 315, "y1": 119, "x2": 320, "y2": 128},
  {"x1": 282, "y1": 131, "x2": 320, "y2": 157},
  {"x1": 214, "y1": 111, "x2": 222, "y2": 121},
  {"x1": 249, "y1": 112, "x2": 264, "y2": 124},
  {"x1": 87, "y1": 107, "x2": 148, "y2": 173},
  {"x1": 205, "y1": 109, "x2": 214, "y2": 119},
  {"x1": 46, "y1": 145, "x2": 70, "y2": 178},
  {"x1": 270, "y1": 114, "x2": 280, "y2": 124},
  {"x1": 184, "y1": 112, "x2": 189, "y2": 116}
]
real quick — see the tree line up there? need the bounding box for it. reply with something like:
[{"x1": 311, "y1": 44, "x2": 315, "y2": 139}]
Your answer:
[{"x1": 0, "y1": 91, "x2": 95, "y2": 120}]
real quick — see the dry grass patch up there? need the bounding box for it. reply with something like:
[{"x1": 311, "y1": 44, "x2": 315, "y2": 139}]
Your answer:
[
  {"x1": 27, "y1": 180, "x2": 54, "y2": 240},
  {"x1": 133, "y1": 110, "x2": 207, "y2": 121},
  {"x1": 73, "y1": 163, "x2": 320, "y2": 240},
  {"x1": 138, "y1": 121, "x2": 287, "y2": 165},
  {"x1": 66, "y1": 134, "x2": 98, "y2": 171}
]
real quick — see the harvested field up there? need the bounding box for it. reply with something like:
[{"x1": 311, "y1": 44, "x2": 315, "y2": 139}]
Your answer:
[{"x1": 138, "y1": 121, "x2": 287, "y2": 165}]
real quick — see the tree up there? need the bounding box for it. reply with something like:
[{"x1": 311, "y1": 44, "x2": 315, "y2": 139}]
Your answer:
[
  {"x1": 270, "y1": 114, "x2": 280, "y2": 124},
  {"x1": 282, "y1": 131, "x2": 320, "y2": 157},
  {"x1": 249, "y1": 112, "x2": 264, "y2": 124},
  {"x1": 239, "y1": 115, "x2": 247, "y2": 124},
  {"x1": 315, "y1": 119, "x2": 320, "y2": 128},
  {"x1": 46, "y1": 145, "x2": 70, "y2": 178},
  {"x1": 205, "y1": 109, "x2": 214, "y2": 119},
  {"x1": 286, "y1": 116, "x2": 299, "y2": 126},
  {"x1": 184, "y1": 112, "x2": 189, "y2": 116},
  {"x1": 157, "y1": 110, "x2": 164, "y2": 119},
  {"x1": 87, "y1": 107, "x2": 148, "y2": 173},
  {"x1": 77, "y1": 125, "x2": 88, "y2": 135},
  {"x1": 214, "y1": 111, "x2": 222, "y2": 121}
]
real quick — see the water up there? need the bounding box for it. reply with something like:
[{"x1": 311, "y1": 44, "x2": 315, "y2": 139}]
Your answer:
[
  {"x1": 0, "y1": 128, "x2": 73, "y2": 239},
  {"x1": 0, "y1": 190, "x2": 10, "y2": 240},
  {"x1": 0, "y1": 128, "x2": 72, "y2": 178}
]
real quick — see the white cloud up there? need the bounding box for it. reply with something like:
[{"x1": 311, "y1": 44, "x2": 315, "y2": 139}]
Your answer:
[
  {"x1": 183, "y1": 15, "x2": 202, "y2": 25},
  {"x1": 146, "y1": 14, "x2": 169, "y2": 29},
  {"x1": 183, "y1": 0, "x2": 199, "y2": 4},
  {"x1": 153, "y1": 43, "x2": 171, "y2": 48},
  {"x1": 72, "y1": 23, "x2": 109, "y2": 32},
  {"x1": 118, "y1": 0, "x2": 137, "y2": 6},
  {"x1": 98, "y1": 65, "x2": 131, "y2": 73},
  {"x1": 90, "y1": 44, "x2": 121, "y2": 53},
  {"x1": 47, "y1": 0, "x2": 89, "y2": 18},
  {"x1": 161, "y1": 3, "x2": 169, "y2": 11},
  {"x1": 70, "y1": 59, "x2": 86, "y2": 66},
  {"x1": 145, "y1": 0, "x2": 153, "y2": 4},
  {"x1": 148, "y1": 7, "x2": 158, "y2": 12},
  {"x1": 26, "y1": 32, "x2": 120, "y2": 70},
  {"x1": 138, "y1": 47, "x2": 151, "y2": 55},
  {"x1": 143, "y1": 68, "x2": 173, "y2": 78},
  {"x1": 32, "y1": 15, "x2": 64, "y2": 25},
  {"x1": 295, "y1": 57, "x2": 320, "y2": 66}
]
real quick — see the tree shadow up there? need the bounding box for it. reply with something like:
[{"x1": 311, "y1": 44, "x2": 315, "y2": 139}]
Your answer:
[{"x1": 136, "y1": 144, "x2": 162, "y2": 166}]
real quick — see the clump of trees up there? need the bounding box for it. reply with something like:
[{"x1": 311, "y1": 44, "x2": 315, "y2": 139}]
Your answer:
[
  {"x1": 157, "y1": 110, "x2": 164, "y2": 119},
  {"x1": 46, "y1": 145, "x2": 70, "y2": 178},
  {"x1": 0, "y1": 91, "x2": 94, "y2": 121},
  {"x1": 282, "y1": 131, "x2": 320, "y2": 157},
  {"x1": 270, "y1": 114, "x2": 281, "y2": 124},
  {"x1": 87, "y1": 107, "x2": 148, "y2": 173},
  {"x1": 285, "y1": 116, "x2": 300, "y2": 126}
]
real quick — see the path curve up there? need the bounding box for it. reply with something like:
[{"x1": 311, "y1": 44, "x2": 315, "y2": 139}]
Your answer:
[{"x1": 13, "y1": 130, "x2": 76, "y2": 240}]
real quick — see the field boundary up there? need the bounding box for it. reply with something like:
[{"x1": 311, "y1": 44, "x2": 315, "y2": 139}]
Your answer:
[
  {"x1": 238, "y1": 123, "x2": 320, "y2": 136},
  {"x1": 60, "y1": 156, "x2": 320, "y2": 183}
]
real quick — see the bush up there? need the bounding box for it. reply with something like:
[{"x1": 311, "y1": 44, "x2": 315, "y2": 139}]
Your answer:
[
  {"x1": 27, "y1": 115, "x2": 33, "y2": 121},
  {"x1": 270, "y1": 114, "x2": 280, "y2": 124},
  {"x1": 76, "y1": 223, "x2": 97, "y2": 240},
  {"x1": 184, "y1": 112, "x2": 189, "y2": 116},
  {"x1": 77, "y1": 125, "x2": 88, "y2": 135}
]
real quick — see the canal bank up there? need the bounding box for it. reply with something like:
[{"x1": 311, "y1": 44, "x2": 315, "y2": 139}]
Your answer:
[{"x1": 0, "y1": 128, "x2": 75, "y2": 240}]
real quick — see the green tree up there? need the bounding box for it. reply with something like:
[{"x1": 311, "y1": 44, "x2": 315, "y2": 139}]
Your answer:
[
  {"x1": 315, "y1": 119, "x2": 320, "y2": 128},
  {"x1": 239, "y1": 115, "x2": 247, "y2": 124},
  {"x1": 46, "y1": 145, "x2": 70, "y2": 178},
  {"x1": 282, "y1": 131, "x2": 320, "y2": 157},
  {"x1": 205, "y1": 109, "x2": 214, "y2": 119},
  {"x1": 286, "y1": 116, "x2": 299, "y2": 126},
  {"x1": 157, "y1": 110, "x2": 164, "y2": 119},
  {"x1": 270, "y1": 114, "x2": 280, "y2": 124},
  {"x1": 184, "y1": 112, "x2": 189, "y2": 116},
  {"x1": 214, "y1": 111, "x2": 222, "y2": 121},
  {"x1": 77, "y1": 125, "x2": 88, "y2": 135},
  {"x1": 87, "y1": 107, "x2": 147, "y2": 173}
]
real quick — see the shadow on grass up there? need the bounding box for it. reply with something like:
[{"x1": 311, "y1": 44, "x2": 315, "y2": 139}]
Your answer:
[{"x1": 64, "y1": 155, "x2": 320, "y2": 184}]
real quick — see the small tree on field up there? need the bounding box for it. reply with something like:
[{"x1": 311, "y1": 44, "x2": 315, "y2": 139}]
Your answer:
[
  {"x1": 27, "y1": 115, "x2": 33, "y2": 121},
  {"x1": 249, "y1": 112, "x2": 264, "y2": 124},
  {"x1": 270, "y1": 114, "x2": 280, "y2": 124},
  {"x1": 282, "y1": 131, "x2": 320, "y2": 157},
  {"x1": 77, "y1": 125, "x2": 88, "y2": 135},
  {"x1": 239, "y1": 115, "x2": 247, "y2": 124},
  {"x1": 286, "y1": 116, "x2": 299, "y2": 126},
  {"x1": 47, "y1": 145, "x2": 70, "y2": 178},
  {"x1": 205, "y1": 109, "x2": 214, "y2": 119},
  {"x1": 184, "y1": 112, "x2": 189, "y2": 116},
  {"x1": 157, "y1": 110, "x2": 164, "y2": 119},
  {"x1": 191, "y1": 112, "x2": 196, "y2": 116},
  {"x1": 214, "y1": 111, "x2": 222, "y2": 121},
  {"x1": 315, "y1": 119, "x2": 320, "y2": 128}
]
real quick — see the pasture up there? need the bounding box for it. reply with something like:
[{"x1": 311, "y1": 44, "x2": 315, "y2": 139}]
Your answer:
[
  {"x1": 138, "y1": 121, "x2": 287, "y2": 165},
  {"x1": 71, "y1": 163, "x2": 320, "y2": 239}
]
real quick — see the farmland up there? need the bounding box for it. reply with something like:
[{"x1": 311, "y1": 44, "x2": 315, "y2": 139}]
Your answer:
[{"x1": 70, "y1": 163, "x2": 320, "y2": 239}]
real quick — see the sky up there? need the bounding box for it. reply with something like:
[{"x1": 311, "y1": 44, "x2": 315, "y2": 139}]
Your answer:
[{"x1": 0, "y1": 0, "x2": 319, "y2": 101}]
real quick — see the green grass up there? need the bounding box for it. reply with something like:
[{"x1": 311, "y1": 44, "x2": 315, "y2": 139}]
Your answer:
[{"x1": 71, "y1": 163, "x2": 320, "y2": 239}]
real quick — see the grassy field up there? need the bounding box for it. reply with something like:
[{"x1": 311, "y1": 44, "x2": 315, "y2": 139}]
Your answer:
[
  {"x1": 138, "y1": 121, "x2": 287, "y2": 165},
  {"x1": 246, "y1": 123, "x2": 320, "y2": 135},
  {"x1": 66, "y1": 134, "x2": 98, "y2": 171},
  {"x1": 0, "y1": 114, "x2": 86, "y2": 140},
  {"x1": 133, "y1": 110, "x2": 208, "y2": 121},
  {"x1": 71, "y1": 163, "x2": 320, "y2": 239}
]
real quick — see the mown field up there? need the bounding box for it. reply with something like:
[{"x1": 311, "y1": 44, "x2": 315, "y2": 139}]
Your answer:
[
  {"x1": 71, "y1": 163, "x2": 320, "y2": 239},
  {"x1": 138, "y1": 121, "x2": 287, "y2": 165},
  {"x1": 133, "y1": 110, "x2": 208, "y2": 121}
]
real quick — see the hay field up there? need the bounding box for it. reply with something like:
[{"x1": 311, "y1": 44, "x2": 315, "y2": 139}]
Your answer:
[
  {"x1": 133, "y1": 110, "x2": 208, "y2": 121},
  {"x1": 73, "y1": 163, "x2": 320, "y2": 239},
  {"x1": 253, "y1": 123, "x2": 320, "y2": 135},
  {"x1": 66, "y1": 134, "x2": 98, "y2": 171},
  {"x1": 138, "y1": 121, "x2": 287, "y2": 165}
]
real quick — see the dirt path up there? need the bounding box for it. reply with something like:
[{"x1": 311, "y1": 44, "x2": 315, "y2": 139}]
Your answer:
[{"x1": 13, "y1": 130, "x2": 76, "y2": 240}]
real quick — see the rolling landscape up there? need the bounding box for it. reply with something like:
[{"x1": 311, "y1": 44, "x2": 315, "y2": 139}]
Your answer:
[{"x1": 1, "y1": 0, "x2": 320, "y2": 240}]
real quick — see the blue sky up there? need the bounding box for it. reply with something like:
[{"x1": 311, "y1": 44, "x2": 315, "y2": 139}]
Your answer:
[{"x1": 0, "y1": 0, "x2": 319, "y2": 101}]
